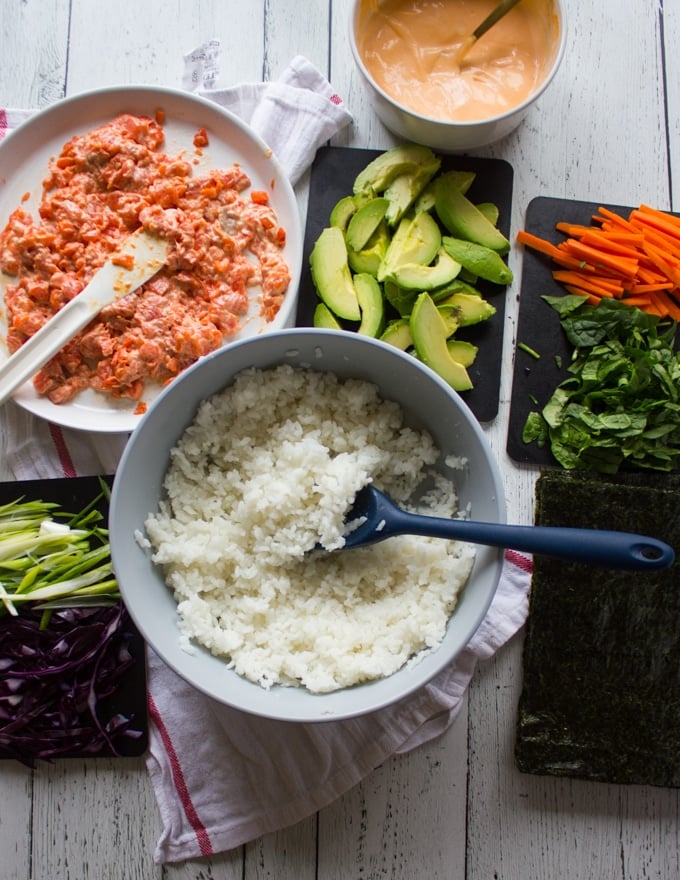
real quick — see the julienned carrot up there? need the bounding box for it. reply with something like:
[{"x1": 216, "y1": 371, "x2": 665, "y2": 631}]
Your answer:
[
  {"x1": 551, "y1": 270, "x2": 623, "y2": 297},
  {"x1": 631, "y1": 207, "x2": 680, "y2": 243},
  {"x1": 517, "y1": 202, "x2": 680, "y2": 320},
  {"x1": 515, "y1": 230, "x2": 586, "y2": 270},
  {"x1": 560, "y1": 240, "x2": 638, "y2": 278}
]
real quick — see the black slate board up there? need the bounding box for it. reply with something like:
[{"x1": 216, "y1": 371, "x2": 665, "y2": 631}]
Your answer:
[
  {"x1": 296, "y1": 146, "x2": 514, "y2": 423},
  {"x1": 515, "y1": 469, "x2": 680, "y2": 788},
  {"x1": 0, "y1": 475, "x2": 148, "y2": 762},
  {"x1": 507, "y1": 195, "x2": 636, "y2": 465}
]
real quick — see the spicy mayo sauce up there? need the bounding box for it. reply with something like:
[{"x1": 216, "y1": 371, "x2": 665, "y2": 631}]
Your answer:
[{"x1": 357, "y1": 0, "x2": 559, "y2": 122}]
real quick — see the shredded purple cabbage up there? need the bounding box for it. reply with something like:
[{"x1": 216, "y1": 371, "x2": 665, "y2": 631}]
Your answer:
[{"x1": 0, "y1": 604, "x2": 145, "y2": 766}]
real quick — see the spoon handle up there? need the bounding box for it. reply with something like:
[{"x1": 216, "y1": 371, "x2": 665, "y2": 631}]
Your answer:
[
  {"x1": 473, "y1": 0, "x2": 523, "y2": 40},
  {"x1": 390, "y1": 512, "x2": 674, "y2": 571}
]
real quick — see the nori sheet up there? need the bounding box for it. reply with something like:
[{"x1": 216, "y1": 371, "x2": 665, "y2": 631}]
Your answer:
[{"x1": 515, "y1": 469, "x2": 680, "y2": 787}]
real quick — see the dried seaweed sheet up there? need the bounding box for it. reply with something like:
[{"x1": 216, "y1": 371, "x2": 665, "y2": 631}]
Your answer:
[{"x1": 515, "y1": 469, "x2": 680, "y2": 787}]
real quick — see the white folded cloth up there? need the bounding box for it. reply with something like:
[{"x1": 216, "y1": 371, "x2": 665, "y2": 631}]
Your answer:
[{"x1": 0, "y1": 47, "x2": 531, "y2": 863}]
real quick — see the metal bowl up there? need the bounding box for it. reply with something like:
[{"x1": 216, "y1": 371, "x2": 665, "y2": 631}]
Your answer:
[{"x1": 109, "y1": 329, "x2": 505, "y2": 722}]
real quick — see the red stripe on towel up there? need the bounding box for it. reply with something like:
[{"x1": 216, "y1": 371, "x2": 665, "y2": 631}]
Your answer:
[
  {"x1": 48, "y1": 423, "x2": 78, "y2": 477},
  {"x1": 147, "y1": 693, "x2": 214, "y2": 857},
  {"x1": 0, "y1": 109, "x2": 7, "y2": 140},
  {"x1": 504, "y1": 548, "x2": 533, "y2": 574}
]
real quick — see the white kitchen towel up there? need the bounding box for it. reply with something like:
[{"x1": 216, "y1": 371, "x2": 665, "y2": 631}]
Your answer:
[{"x1": 0, "y1": 50, "x2": 531, "y2": 863}]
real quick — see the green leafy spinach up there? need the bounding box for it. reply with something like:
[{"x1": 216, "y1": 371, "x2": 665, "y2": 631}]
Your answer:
[{"x1": 522, "y1": 296, "x2": 680, "y2": 472}]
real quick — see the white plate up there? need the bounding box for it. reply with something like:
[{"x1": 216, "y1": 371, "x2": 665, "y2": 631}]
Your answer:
[{"x1": 0, "y1": 86, "x2": 303, "y2": 433}]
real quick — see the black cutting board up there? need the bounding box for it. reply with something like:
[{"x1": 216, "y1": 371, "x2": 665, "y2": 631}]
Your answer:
[
  {"x1": 507, "y1": 195, "x2": 644, "y2": 465},
  {"x1": 0, "y1": 475, "x2": 148, "y2": 762},
  {"x1": 296, "y1": 146, "x2": 514, "y2": 423}
]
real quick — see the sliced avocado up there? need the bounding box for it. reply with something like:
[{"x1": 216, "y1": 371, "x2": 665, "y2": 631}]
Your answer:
[
  {"x1": 387, "y1": 246, "x2": 461, "y2": 291},
  {"x1": 383, "y1": 280, "x2": 418, "y2": 317},
  {"x1": 436, "y1": 305, "x2": 461, "y2": 336},
  {"x1": 437, "y1": 291, "x2": 496, "y2": 326},
  {"x1": 345, "y1": 197, "x2": 389, "y2": 252},
  {"x1": 447, "y1": 338, "x2": 479, "y2": 368},
  {"x1": 414, "y1": 170, "x2": 477, "y2": 214},
  {"x1": 430, "y1": 277, "x2": 483, "y2": 302},
  {"x1": 410, "y1": 293, "x2": 473, "y2": 392},
  {"x1": 434, "y1": 176, "x2": 510, "y2": 254},
  {"x1": 313, "y1": 302, "x2": 343, "y2": 330},
  {"x1": 459, "y1": 267, "x2": 479, "y2": 284},
  {"x1": 347, "y1": 220, "x2": 390, "y2": 275},
  {"x1": 309, "y1": 226, "x2": 361, "y2": 322},
  {"x1": 353, "y1": 144, "x2": 441, "y2": 195},
  {"x1": 438, "y1": 169, "x2": 477, "y2": 195},
  {"x1": 476, "y1": 201, "x2": 500, "y2": 226},
  {"x1": 442, "y1": 237, "x2": 513, "y2": 285},
  {"x1": 354, "y1": 273, "x2": 385, "y2": 338},
  {"x1": 380, "y1": 317, "x2": 413, "y2": 350},
  {"x1": 382, "y1": 157, "x2": 441, "y2": 226},
  {"x1": 329, "y1": 195, "x2": 358, "y2": 231},
  {"x1": 413, "y1": 182, "x2": 437, "y2": 215},
  {"x1": 378, "y1": 212, "x2": 441, "y2": 282}
]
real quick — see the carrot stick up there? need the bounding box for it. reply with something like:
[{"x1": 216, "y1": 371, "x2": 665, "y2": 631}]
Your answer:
[
  {"x1": 552, "y1": 270, "x2": 622, "y2": 296},
  {"x1": 577, "y1": 230, "x2": 643, "y2": 260},
  {"x1": 638, "y1": 203, "x2": 680, "y2": 222},
  {"x1": 643, "y1": 242, "x2": 680, "y2": 285},
  {"x1": 516, "y1": 229, "x2": 587, "y2": 270},
  {"x1": 560, "y1": 240, "x2": 638, "y2": 278},
  {"x1": 593, "y1": 206, "x2": 636, "y2": 230},
  {"x1": 656, "y1": 291, "x2": 680, "y2": 320},
  {"x1": 555, "y1": 222, "x2": 593, "y2": 237},
  {"x1": 629, "y1": 281, "x2": 674, "y2": 294}
]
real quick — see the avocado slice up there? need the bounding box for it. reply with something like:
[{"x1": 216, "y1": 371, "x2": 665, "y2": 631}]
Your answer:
[
  {"x1": 378, "y1": 212, "x2": 441, "y2": 282},
  {"x1": 354, "y1": 273, "x2": 385, "y2": 337},
  {"x1": 447, "y1": 338, "x2": 479, "y2": 368},
  {"x1": 329, "y1": 195, "x2": 358, "y2": 231},
  {"x1": 353, "y1": 144, "x2": 441, "y2": 195},
  {"x1": 309, "y1": 226, "x2": 361, "y2": 322},
  {"x1": 382, "y1": 158, "x2": 441, "y2": 226},
  {"x1": 413, "y1": 170, "x2": 477, "y2": 215},
  {"x1": 476, "y1": 201, "x2": 500, "y2": 226},
  {"x1": 435, "y1": 175, "x2": 510, "y2": 254},
  {"x1": 430, "y1": 277, "x2": 483, "y2": 301},
  {"x1": 347, "y1": 220, "x2": 390, "y2": 275},
  {"x1": 410, "y1": 292, "x2": 473, "y2": 392},
  {"x1": 383, "y1": 280, "x2": 418, "y2": 318},
  {"x1": 387, "y1": 246, "x2": 461, "y2": 291},
  {"x1": 346, "y1": 197, "x2": 389, "y2": 252},
  {"x1": 380, "y1": 317, "x2": 413, "y2": 351},
  {"x1": 437, "y1": 291, "x2": 496, "y2": 326},
  {"x1": 313, "y1": 302, "x2": 343, "y2": 330},
  {"x1": 442, "y1": 237, "x2": 513, "y2": 285},
  {"x1": 436, "y1": 305, "x2": 461, "y2": 336}
]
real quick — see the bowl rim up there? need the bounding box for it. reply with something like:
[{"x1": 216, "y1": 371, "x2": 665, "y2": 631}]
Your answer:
[
  {"x1": 349, "y1": 0, "x2": 567, "y2": 129},
  {"x1": 110, "y1": 328, "x2": 507, "y2": 722},
  {"x1": 0, "y1": 84, "x2": 303, "y2": 432}
]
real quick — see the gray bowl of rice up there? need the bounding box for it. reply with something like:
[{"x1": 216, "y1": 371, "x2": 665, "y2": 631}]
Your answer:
[{"x1": 110, "y1": 328, "x2": 505, "y2": 722}]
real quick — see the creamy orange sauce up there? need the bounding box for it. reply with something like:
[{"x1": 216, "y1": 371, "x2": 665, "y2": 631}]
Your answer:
[{"x1": 357, "y1": 0, "x2": 560, "y2": 122}]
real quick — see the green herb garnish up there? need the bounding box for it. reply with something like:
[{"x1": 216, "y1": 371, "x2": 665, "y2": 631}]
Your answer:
[{"x1": 0, "y1": 482, "x2": 118, "y2": 620}]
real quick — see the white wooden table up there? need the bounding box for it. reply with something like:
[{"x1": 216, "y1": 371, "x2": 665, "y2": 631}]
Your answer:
[{"x1": 1, "y1": 1, "x2": 679, "y2": 877}]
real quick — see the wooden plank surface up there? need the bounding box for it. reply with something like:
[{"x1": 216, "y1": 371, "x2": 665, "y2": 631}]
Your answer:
[{"x1": 1, "y1": 1, "x2": 679, "y2": 877}]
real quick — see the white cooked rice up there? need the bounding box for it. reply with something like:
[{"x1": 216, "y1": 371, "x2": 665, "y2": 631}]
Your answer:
[{"x1": 143, "y1": 363, "x2": 475, "y2": 693}]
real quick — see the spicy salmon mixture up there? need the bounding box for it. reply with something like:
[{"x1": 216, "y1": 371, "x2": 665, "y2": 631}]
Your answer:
[{"x1": 0, "y1": 114, "x2": 291, "y2": 408}]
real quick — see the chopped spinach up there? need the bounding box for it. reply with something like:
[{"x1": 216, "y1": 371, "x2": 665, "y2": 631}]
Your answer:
[{"x1": 522, "y1": 297, "x2": 680, "y2": 472}]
